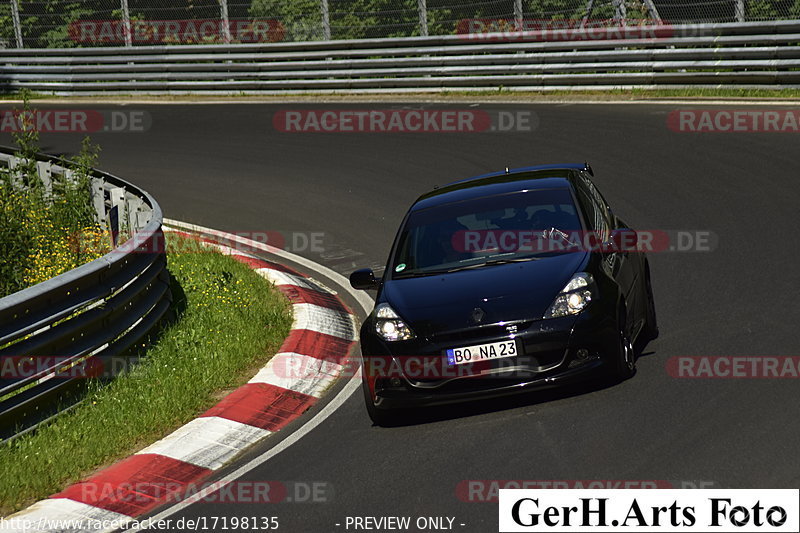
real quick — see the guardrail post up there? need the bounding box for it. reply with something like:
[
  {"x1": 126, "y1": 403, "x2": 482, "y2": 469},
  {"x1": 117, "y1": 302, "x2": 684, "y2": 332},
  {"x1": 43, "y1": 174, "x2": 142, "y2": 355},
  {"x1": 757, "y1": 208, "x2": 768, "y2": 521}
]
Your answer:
[
  {"x1": 120, "y1": 0, "x2": 132, "y2": 47},
  {"x1": 320, "y1": 0, "x2": 331, "y2": 40},
  {"x1": 36, "y1": 161, "x2": 53, "y2": 202},
  {"x1": 126, "y1": 196, "x2": 143, "y2": 233},
  {"x1": 218, "y1": 0, "x2": 232, "y2": 44},
  {"x1": 90, "y1": 177, "x2": 106, "y2": 229},
  {"x1": 514, "y1": 0, "x2": 523, "y2": 30},
  {"x1": 109, "y1": 187, "x2": 126, "y2": 242},
  {"x1": 735, "y1": 0, "x2": 745, "y2": 22},
  {"x1": 580, "y1": 0, "x2": 595, "y2": 28},
  {"x1": 7, "y1": 156, "x2": 22, "y2": 188},
  {"x1": 612, "y1": 0, "x2": 626, "y2": 23},
  {"x1": 63, "y1": 168, "x2": 76, "y2": 185},
  {"x1": 642, "y1": 0, "x2": 662, "y2": 22},
  {"x1": 10, "y1": 0, "x2": 23, "y2": 48},
  {"x1": 417, "y1": 0, "x2": 428, "y2": 37}
]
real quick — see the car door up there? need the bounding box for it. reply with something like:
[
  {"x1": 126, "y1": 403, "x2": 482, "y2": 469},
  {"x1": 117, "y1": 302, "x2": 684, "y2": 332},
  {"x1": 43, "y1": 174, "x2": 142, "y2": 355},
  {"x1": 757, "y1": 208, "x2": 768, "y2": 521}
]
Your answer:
[{"x1": 574, "y1": 172, "x2": 639, "y2": 331}]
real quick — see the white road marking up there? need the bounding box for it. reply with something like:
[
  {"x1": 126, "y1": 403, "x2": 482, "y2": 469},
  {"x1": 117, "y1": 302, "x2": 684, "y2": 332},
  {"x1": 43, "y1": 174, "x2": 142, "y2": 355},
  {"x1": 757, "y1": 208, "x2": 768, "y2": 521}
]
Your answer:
[
  {"x1": 135, "y1": 417, "x2": 271, "y2": 471},
  {"x1": 291, "y1": 303, "x2": 357, "y2": 341},
  {"x1": 255, "y1": 268, "x2": 329, "y2": 292},
  {"x1": 249, "y1": 352, "x2": 344, "y2": 398}
]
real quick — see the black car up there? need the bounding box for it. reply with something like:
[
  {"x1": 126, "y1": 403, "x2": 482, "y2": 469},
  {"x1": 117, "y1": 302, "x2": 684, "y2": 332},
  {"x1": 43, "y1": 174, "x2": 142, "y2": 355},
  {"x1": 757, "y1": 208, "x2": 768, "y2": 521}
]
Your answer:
[{"x1": 350, "y1": 164, "x2": 657, "y2": 424}]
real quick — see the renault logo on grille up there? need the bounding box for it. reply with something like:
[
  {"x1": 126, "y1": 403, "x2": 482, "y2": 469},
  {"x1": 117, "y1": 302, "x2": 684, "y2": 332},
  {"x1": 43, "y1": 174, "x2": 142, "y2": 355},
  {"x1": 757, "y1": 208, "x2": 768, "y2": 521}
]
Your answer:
[{"x1": 471, "y1": 307, "x2": 485, "y2": 324}]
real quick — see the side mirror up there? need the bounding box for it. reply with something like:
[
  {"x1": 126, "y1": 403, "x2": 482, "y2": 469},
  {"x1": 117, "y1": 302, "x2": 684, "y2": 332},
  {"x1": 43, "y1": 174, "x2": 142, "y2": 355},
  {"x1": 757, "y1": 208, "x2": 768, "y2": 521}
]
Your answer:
[
  {"x1": 350, "y1": 268, "x2": 380, "y2": 290},
  {"x1": 607, "y1": 228, "x2": 638, "y2": 252}
]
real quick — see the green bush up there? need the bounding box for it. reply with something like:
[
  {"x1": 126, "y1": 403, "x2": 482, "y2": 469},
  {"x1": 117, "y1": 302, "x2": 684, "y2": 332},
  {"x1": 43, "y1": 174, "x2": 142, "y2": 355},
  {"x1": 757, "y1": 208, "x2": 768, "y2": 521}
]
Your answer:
[{"x1": 0, "y1": 94, "x2": 108, "y2": 299}]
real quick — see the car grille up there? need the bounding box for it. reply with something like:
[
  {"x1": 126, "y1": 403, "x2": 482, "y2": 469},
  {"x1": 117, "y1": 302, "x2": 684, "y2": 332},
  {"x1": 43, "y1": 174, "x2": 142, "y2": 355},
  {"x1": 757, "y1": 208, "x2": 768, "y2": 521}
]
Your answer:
[
  {"x1": 405, "y1": 349, "x2": 566, "y2": 387},
  {"x1": 428, "y1": 321, "x2": 533, "y2": 344}
]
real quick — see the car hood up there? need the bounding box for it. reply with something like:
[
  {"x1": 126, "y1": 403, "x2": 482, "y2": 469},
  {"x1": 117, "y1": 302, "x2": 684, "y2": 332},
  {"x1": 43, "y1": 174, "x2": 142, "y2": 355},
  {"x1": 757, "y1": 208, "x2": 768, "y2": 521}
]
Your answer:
[{"x1": 381, "y1": 252, "x2": 588, "y2": 336}]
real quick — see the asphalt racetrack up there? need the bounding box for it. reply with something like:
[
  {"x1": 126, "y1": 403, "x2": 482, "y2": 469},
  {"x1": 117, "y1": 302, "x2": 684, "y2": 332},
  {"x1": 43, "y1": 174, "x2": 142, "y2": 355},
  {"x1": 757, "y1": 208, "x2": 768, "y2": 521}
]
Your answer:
[{"x1": 2, "y1": 101, "x2": 798, "y2": 532}]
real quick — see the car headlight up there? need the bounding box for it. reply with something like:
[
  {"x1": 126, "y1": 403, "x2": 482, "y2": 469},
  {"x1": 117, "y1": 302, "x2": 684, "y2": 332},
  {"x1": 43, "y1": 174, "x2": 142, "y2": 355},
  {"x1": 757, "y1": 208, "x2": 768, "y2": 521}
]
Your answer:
[
  {"x1": 374, "y1": 303, "x2": 416, "y2": 341},
  {"x1": 543, "y1": 272, "x2": 594, "y2": 319}
]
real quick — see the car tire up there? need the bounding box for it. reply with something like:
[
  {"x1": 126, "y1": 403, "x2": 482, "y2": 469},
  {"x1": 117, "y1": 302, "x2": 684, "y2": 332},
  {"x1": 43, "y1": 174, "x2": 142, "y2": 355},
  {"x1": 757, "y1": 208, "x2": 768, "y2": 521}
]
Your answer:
[
  {"x1": 612, "y1": 310, "x2": 636, "y2": 381},
  {"x1": 643, "y1": 262, "x2": 659, "y2": 341},
  {"x1": 362, "y1": 376, "x2": 393, "y2": 426}
]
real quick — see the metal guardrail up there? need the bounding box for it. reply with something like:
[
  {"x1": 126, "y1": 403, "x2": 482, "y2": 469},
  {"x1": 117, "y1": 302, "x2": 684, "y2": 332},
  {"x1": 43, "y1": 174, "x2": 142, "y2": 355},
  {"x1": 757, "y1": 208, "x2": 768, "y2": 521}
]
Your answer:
[
  {"x1": 0, "y1": 147, "x2": 171, "y2": 441},
  {"x1": 0, "y1": 20, "x2": 799, "y2": 93}
]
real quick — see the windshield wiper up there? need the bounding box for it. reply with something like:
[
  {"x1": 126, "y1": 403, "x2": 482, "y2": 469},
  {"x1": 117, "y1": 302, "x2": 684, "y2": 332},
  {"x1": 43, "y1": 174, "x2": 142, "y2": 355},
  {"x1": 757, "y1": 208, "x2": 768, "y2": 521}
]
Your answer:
[
  {"x1": 394, "y1": 256, "x2": 541, "y2": 278},
  {"x1": 443, "y1": 256, "x2": 542, "y2": 272}
]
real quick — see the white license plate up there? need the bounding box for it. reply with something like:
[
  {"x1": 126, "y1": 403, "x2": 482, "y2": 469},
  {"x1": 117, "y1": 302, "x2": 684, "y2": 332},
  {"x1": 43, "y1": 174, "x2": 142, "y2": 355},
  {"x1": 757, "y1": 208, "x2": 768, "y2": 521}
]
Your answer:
[{"x1": 446, "y1": 340, "x2": 517, "y2": 366}]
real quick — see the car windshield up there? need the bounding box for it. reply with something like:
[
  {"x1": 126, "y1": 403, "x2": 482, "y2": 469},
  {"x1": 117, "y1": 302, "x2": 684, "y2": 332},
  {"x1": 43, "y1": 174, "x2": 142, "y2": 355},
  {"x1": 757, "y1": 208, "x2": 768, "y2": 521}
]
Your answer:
[{"x1": 391, "y1": 188, "x2": 583, "y2": 278}]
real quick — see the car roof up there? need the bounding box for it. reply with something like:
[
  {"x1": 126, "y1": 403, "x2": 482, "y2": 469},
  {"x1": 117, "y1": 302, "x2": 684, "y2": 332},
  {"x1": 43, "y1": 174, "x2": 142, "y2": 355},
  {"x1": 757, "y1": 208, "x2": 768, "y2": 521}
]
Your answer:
[{"x1": 411, "y1": 164, "x2": 586, "y2": 212}]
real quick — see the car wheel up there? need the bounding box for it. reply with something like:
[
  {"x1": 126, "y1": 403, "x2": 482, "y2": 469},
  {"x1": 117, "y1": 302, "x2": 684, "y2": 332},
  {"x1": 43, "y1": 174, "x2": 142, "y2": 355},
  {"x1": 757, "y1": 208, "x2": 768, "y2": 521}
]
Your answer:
[
  {"x1": 361, "y1": 375, "x2": 393, "y2": 426},
  {"x1": 613, "y1": 311, "x2": 636, "y2": 381},
  {"x1": 643, "y1": 262, "x2": 659, "y2": 341}
]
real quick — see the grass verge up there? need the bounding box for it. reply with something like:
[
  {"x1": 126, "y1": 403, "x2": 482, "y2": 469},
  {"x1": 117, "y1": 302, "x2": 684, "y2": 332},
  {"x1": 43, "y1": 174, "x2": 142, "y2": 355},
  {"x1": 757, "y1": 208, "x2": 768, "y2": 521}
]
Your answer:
[
  {"x1": 2, "y1": 88, "x2": 800, "y2": 102},
  {"x1": 439, "y1": 87, "x2": 800, "y2": 100},
  {"x1": 0, "y1": 233, "x2": 293, "y2": 515}
]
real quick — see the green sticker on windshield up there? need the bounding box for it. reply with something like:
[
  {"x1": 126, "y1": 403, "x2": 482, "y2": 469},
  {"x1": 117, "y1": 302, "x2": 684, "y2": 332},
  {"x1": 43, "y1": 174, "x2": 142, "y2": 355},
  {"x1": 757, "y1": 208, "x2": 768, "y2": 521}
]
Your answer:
[{"x1": 395, "y1": 263, "x2": 406, "y2": 272}]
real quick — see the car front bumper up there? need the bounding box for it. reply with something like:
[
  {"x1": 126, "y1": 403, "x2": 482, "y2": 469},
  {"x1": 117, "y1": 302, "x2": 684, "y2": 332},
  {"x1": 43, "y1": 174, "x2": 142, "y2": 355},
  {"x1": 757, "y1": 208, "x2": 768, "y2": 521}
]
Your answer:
[{"x1": 361, "y1": 307, "x2": 619, "y2": 410}]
